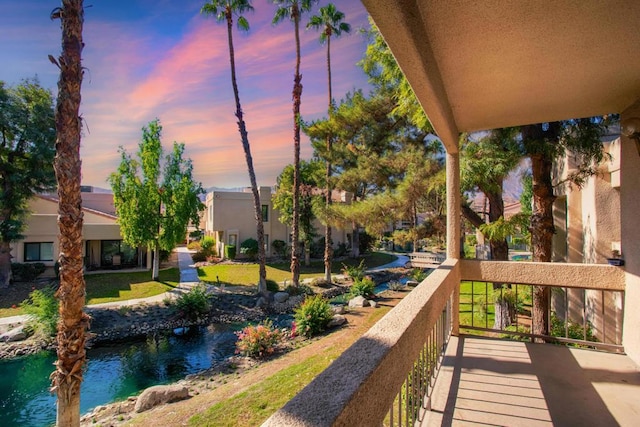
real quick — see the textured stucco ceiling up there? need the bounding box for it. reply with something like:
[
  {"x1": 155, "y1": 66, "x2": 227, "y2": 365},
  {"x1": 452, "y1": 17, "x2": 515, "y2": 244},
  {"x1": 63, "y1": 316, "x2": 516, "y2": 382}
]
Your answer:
[{"x1": 361, "y1": 0, "x2": 640, "y2": 151}]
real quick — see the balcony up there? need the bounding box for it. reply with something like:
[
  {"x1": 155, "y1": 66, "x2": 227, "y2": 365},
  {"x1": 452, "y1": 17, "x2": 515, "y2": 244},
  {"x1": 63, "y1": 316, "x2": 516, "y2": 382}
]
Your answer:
[{"x1": 264, "y1": 259, "x2": 640, "y2": 426}]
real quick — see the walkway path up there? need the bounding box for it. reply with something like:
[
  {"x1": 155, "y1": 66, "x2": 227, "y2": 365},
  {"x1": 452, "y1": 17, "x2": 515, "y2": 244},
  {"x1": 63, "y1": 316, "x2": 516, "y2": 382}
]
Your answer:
[{"x1": 0, "y1": 247, "x2": 200, "y2": 327}]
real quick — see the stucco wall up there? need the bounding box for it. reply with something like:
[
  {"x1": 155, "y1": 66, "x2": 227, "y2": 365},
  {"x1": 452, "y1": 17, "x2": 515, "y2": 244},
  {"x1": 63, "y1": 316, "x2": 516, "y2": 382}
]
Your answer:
[{"x1": 621, "y1": 102, "x2": 640, "y2": 366}]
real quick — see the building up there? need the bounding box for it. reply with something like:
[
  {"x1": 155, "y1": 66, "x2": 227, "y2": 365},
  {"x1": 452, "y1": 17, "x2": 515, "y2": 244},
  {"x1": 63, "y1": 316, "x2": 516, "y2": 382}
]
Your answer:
[
  {"x1": 265, "y1": 2, "x2": 640, "y2": 425},
  {"x1": 11, "y1": 190, "x2": 149, "y2": 271},
  {"x1": 204, "y1": 186, "x2": 353, "y2": 258}
]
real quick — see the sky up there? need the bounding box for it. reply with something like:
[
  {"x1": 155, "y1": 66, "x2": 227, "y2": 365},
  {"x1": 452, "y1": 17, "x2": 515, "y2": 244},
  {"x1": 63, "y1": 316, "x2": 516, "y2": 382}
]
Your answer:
[{"x1": 1, "y1": 0, "x2": 372, "y2": 189}]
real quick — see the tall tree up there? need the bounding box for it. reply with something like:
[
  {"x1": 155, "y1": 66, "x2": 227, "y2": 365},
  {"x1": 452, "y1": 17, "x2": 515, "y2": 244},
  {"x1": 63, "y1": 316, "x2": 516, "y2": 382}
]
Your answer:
[
  {"x1": 272, "y1": 0, "x2": 316, "y2": 287},
  {"x1": 201, "y1": 0, "x2": 267, "y2": 294},
  {"x1": 272, "y1": 160, "x2": 323, "y2": 266},
  {"x1": 50, "y1": 1, "x2": 87, "y2": 425},
  {"x1": 0, "y1": 79, "x2": 56, "y2": 288},
  {"x1": 307, "y1": 3, "x2": 350, "y2": 283},
  {"x1": 460, "y1": 128, "x2": 521, "y2": 261},
  {"x1": 521, "y1": 119, "x2": 608, "y2": 338},
  {"x1": 109, "y1": 119, "x2": 204, "y2": 280}
]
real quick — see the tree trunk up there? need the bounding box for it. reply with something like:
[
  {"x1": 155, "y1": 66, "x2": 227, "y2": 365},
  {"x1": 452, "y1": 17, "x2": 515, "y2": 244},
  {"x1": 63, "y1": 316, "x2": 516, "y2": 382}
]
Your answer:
[
  {"x1": 152, "y1": 243, "x2": 160, "y2": 281},
  {"x1": 522, "y1": 123, "x2": 559, "y2": 340},
  {"x1": 290, "y1": 7, "x2": 302, "y2": 288},
  {"x1": 304, "y1": 240, "x2": 310, "y2": 267},
  {"x1": 351, "y1": 224, "x2": 360, "y2": 258},
  {"x1": 225, "y1": 12, "x2": 266, "y2": 295},
  {"x1": 323, "y1": 32, "x2": 334, "y2": 284},
  {"x1": 0, "y1": 240, "x2": 11, "y2": 288},
  {"x1": 51, "y1": 2, "x2": 88, "y2": 426}
]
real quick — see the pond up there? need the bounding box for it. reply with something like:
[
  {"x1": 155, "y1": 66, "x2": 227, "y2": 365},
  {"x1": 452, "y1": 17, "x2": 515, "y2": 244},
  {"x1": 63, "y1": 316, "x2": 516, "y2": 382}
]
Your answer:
[{"x1": 0, "y1": 324, "x2": 238, "y2": 427}]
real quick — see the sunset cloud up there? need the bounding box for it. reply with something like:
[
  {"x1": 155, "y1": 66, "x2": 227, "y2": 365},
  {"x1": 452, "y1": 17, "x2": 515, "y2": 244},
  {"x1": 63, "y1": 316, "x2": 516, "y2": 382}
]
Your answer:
[{"x1": 1, "y1": 0, "x2": 371, "y2": 190}]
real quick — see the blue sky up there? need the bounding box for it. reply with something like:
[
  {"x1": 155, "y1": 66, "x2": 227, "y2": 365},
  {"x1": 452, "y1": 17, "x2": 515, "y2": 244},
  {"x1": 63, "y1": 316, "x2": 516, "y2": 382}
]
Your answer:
[{"x1": 1, "y1": 0, "x2": 371, "y2": 188}]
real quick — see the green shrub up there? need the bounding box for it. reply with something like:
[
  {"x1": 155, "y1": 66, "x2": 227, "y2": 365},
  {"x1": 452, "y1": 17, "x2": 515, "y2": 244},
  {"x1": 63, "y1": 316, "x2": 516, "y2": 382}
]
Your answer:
[
  {"x1": 349, "y1": 277, "x2": 375, "y2": 298},
  {"x1": 191, "y1": 251, "x2": 207, "y2": 263},
  {"x1": 311, "y1": 277, "x2": 332, "y2": 288},
  {"x1": 175, "y1": 284, "x2": 211, "y2": 321},
  {"x1": 11, "y1": 262, "x2": 47, "y2": 282},
  {"x1": 271, "y1": 239, "x2": 287, "y2": 258},
  {"x1": 294, "y1": 295, "x2": 333, "y2": 338},
  {"x1": 334, "y1": 242, "x2": 348, "y2": 258},
  {"x1": 224, "y1": 245, "x2": 236, "y2": 260},
  {"x1": 240, "y1": 238, "x2": 258, "y2": 259},
  {"x1": 200, "y1": 236, "x2": 216, "y2": 256},
  {"x1": 235, "y1": 319, "x2": 283, "y2": 358},
  {"x1": 266, "y1": 279, "x2": 279, "y2": 293},
  {"x1": 551, "y1": 313, "x2": 596, "y2": 342},
  {"x1": 21, "y1": 285, "x2": 59, "y2": 336},
  {"x1": 187, "y1": 241, "x2": 201, "y2": 251},
  {"x1": 284, "y1": 284, "x2": 314, "y2": 296},
  {"x1": 342, "y1": 259, "x2": 366, "y2": 281},
  {"x1": 410, "y1": 268, "x2": 428, "y2": 282}
]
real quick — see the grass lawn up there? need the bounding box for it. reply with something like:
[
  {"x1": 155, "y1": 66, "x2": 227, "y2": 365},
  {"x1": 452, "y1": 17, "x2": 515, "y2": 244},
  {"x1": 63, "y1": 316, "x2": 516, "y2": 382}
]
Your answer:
[
  {"x1": 197, "y1": 252, "x2": 397, "y2": 287},
  {"x1": 188, "y1": 305, "x2": 390, "y2": 426},
  {"x1": 0, "y1": 268, "x2": 180, "y2": 318},
  {"x1": 85, "y1": 268, "x2": 180, "y2": 305}
]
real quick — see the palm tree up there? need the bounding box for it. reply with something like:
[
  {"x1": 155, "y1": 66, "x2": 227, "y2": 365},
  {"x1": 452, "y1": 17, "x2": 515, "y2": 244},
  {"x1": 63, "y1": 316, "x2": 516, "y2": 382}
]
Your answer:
[
  {"x1": 50, "y1": 1, "x2": 89, "y2": 425},
  {"x1": 271, "y1": 0, "x2": 316, "y2": 287},
  {"x1": 201, "y1": 0, "x2": 267, "y2": 295},
  {"x1": 308, "y1": 3, "x2": 350, "y2": 283}
]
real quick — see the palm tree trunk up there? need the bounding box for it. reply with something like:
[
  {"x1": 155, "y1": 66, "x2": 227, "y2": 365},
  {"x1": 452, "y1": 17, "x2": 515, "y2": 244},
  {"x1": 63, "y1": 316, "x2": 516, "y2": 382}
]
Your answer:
[
  {"x1": 225, "y1": 12, "x2": 266, "y2": 294},
  {"x1": 324, "y1": 34, "x2": 334, "y2": 284},
  {"x1": 290, "y1": 7, "x2": 302, "y2": 288},
  {"x1": 522, "y1": 123, "x2": 558, "y2": 340},
  {"x1": 51, "y1": 2, "x2": 88, "y2": 426}
]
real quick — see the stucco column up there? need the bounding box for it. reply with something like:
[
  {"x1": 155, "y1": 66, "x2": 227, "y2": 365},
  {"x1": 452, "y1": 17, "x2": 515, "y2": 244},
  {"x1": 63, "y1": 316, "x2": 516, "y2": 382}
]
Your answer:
[
  {"x1": 446, "y1": 150, "x2": 461, "y2": 335},
  {"x1": 620, "y1": 100, "x2": 640, "y2": 365},
  {"x1": 446, "y1": 151, "x2": 461, "y2": 259}
]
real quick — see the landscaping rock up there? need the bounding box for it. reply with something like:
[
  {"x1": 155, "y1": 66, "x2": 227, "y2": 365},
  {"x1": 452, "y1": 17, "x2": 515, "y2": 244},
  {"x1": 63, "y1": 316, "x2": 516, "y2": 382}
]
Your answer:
[
  {"x1": 274, "y1": 292, "x2": 290, "y2": 303},
  {"x1": 331, "y1": 305, "x2": 345, "y2": 315},
  {"x1": 406, "y1": 280, "x2": 419, "y2": 287},
  {"x1": 369, "y1": 300, "x2": 378, "y2": 308},
  {"x1": 327, "y1": 314, "x2": 347, "y2": 328},
  {"x1": 0, "y1": 326, "x2": 27, "y2": 343},
  {"x1": 348, "y1": 295, "x2": 369, "y2": 308},
  {"x1": 134, "y1": 384, "x2": 189, "y2": 413}
]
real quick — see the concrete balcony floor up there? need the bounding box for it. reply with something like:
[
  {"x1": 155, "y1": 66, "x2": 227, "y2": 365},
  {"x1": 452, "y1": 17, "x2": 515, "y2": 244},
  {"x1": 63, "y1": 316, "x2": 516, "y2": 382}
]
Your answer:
[{"x1": 425, "y1": 335, "x2": 640, "y2": 426}]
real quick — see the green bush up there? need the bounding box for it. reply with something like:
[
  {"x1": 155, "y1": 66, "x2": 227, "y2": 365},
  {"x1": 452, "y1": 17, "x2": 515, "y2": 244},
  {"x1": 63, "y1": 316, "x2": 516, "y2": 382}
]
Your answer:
[
  {"x1": 235, "y1": 319, "x2": 283, "y2": 358},
  {"x1": 294, "y1": 295, "x2": 333, "y2": 338},
  {"x1": 21, "y1": 285, "x2": 59, "y2": 336},
  {"x1": 200, "y1": 236, "x2": 216, "y2": 256},
  {"x1": 11, "y1": 262, "x2": 47, "y2": 282},
  {"x1": 342, "y1": 259, "x2": 366, "y2": 281},
  {"x1": 271, "y1": 239, "x2": 287, "y2": 258},
  {"x1": 349, "y1": 277, "x2": 375, "y2": 298},
  {"x1": 551, "y1": 313, "x2": 596, "y2": 342},
  {"x1": 191, "y1": 251, "x2": 207, "y2": 263},
  {"x1": 175, "y1": 284, "x2": 211, "y2": 321},
  {"x1": 284, "y1": 284, "x2": 314, "y2": 296},
  {"x1": 388, "y1": 280, "x2": 406, "y2": 291},
  {"x1": 266, "y1": 279, "x2": 279, "y2": 293},
  {"x1": 240, "y1": 238, "x2": 258, "y2": 259},
  {"x1": 187, "y1": 241, "x2": 201, "y2": 251},
  {"x1": 410, "y1": 268, "x2": 428, "y2": 282},
  {"x1": 224, "y1": 245, "x2": 236, "y2": 260}
]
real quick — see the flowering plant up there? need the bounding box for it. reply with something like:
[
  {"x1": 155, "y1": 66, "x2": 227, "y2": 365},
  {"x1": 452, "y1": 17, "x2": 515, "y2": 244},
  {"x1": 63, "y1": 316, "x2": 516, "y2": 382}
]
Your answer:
[{"x1": 235, "y1": 319, "x2": 282, "y2": 358}]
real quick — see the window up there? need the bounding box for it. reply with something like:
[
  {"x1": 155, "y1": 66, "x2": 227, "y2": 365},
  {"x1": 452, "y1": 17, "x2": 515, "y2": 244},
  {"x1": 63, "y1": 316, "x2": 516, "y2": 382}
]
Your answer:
[
  {"x1": 100, "y1": 240, "x2": 138, "y2": 266},
  {"x1": 262, "y1": 204, "x2": 269, "y2": 222},
  {"x1": 24, "y1": 242, "x2": 54, "y2": 261}
]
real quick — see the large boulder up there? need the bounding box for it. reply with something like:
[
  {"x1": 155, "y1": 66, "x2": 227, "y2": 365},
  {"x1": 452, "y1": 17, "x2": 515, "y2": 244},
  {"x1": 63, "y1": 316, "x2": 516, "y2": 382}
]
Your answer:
[
  {"x1": 273, "y1": 292, "x2": 290, "y2": 303},
  {"x1": 348, "y1": 295, "x2": 369, "y2": 308},
  {"x1": 0, "y1": 326, "x2": 27, "y2": 343},
  {"x1": 134, "y1": 384, "x2": 189, "y2": 413},
  {"x1": 331, "y1": 304, "x2": 346, "y2": 315}
]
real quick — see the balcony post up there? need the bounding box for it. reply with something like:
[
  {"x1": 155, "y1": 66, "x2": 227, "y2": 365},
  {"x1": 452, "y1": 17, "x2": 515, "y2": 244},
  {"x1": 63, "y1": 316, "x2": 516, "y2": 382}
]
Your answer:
[
  {"x1": 446, "y1": 150, "x2": 461, "y2": 335},
  {"x1": 620, "y1": 99, "x2": 640, "y2": 365}
]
